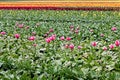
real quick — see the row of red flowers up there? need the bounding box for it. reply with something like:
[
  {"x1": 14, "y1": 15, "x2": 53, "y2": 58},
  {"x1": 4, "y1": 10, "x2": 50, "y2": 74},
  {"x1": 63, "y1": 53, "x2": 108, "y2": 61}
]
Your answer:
[{"x1": 0, "y1": 7, "x2": 119, "y2": 11}]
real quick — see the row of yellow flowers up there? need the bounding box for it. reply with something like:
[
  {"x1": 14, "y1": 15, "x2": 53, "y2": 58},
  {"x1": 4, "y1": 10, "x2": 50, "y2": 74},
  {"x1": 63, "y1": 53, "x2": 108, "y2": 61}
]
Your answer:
[{"x1": 0, "y1": 2, "x2": 120, "y2": 7}]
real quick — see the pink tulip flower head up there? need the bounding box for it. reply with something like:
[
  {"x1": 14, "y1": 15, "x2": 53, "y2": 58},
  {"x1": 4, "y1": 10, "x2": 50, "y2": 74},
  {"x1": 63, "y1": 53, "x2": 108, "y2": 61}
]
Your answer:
[
  {"x1": 102, "y1": 46, "x2": 107, "y2": 51},
  {"x1": 90, "y1": 29, "x2": 94, "y2": 32},
  {"x1": 66, "y1": 37, "x2": 71, "y2": 41},
  {"x1": 28, "y1": 36, "x2": 35, "y2": 41},
  {"x1": 45, "y1": 38, "x2": 51, "y2": 43},
  {"x1": 60, "y1": 36, "x2": 65, "y2": 40},
  {"x1": 49, "y1": 36, "x2": 55, "y2": 41},
  {"x1": 111, "y1": 27, "x2": 117, "y2": 31},
  {"x1": 49, "y1": 28, "x2": 54, "y2": 32},
  {"x1": 78, "y1": 46, "x2": 82, "y2": 49},
  {"x1": 115, "y1": 40, "x2": 120, "y2": 47},
  {"x1": 26, "y1": 26, "x2": 29, "y2": 29},
  {"x1": 0, "y1": 31, "x2": 6, "y2": 35},
  {"x1": 14, "y1": 34, "x2": 20, "y2": 39},
  {"x1": 76, "y1": 27, "x2": 80, "y2": 30},
  {"x1": 91, "y1": 41, "x2": 97, "y2": 47},
  {"x1": 70, "y1": 25, "x2": 74, "y2": 29},
  {"x1": 100, "y1": 34, "x2": 104, "y2": 37},
  {"x1": 64, "y1": 44, "x2": 69, "y2": 49},
  {"x1": 109, "y1": 44, "x2": 115, "y2": 50},
  {"x1": 18, "y1": 24, "x2": 24, "y2": 28},
  {"x1": 75, "y1": 30, "x2": 79, "y2": 34},
  {"x1": 69, "y1": 44, "x2": 74, "y2": 50},
  {"x1": 32, "y1": 32, "x2": 36, "y2": 36},
  {"x1": 33, "y1": 44, "x2": 37, "y2": 47}
]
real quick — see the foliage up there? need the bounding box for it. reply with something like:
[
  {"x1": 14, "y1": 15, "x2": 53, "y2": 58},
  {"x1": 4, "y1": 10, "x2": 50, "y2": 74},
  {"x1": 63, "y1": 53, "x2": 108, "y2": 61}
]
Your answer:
[{"x1": 0, "y1": 10, "x2": 120, "y2": 80}]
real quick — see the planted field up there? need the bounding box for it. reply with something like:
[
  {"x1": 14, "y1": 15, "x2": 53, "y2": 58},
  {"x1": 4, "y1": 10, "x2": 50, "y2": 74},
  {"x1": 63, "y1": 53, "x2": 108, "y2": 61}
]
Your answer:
[{"x1": 0, "y1": 10, "x2": 120, "y2": 79}]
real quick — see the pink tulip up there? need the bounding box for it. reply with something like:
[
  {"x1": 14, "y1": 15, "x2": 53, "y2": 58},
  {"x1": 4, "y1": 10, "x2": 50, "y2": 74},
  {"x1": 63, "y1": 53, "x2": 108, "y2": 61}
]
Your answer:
[
  {"x1": 66, "y1": 37, "x2": 71, "y2": 41},
  {"x1": 26, "y1": 26, "x2": 29, "y2": 29},
  {"x1": 109, "y1": 44, "x2": 115, "y2": 49},
  {"x1": 64, "y1": 44, "x2": 69, "y2": 49},
  {"x1": 60, "y1": 36, "x2": 65, "y2": 40},
  {"x1": 70, "y1": 28, "x2": 74, "y2": 32},
  {"x1": 28, "y1": 36, "x2": 35, "y2": 41},
  {"x1": 78, "y1": 46, "x2": 82, "y2": 49},
  {"x1": 76, "y1": 27, "x2": 80, "y2": 30},
  {"x1": 14, "y1": 34, "x2": 20, "y2": 39},
  {"x1": 0, "y1": 31, "x2": 6, "y2": 35},
  {"x1": 111, "y1": 27, "x2": 117, "y2": 31},
  {"x1": 49, "y1": 36, "x2": 55, "y2": 41},
  {"x1": 100, "y1": 34, "x2": 104, "y2": 37},
  {"x1": 75, "y1": 30, "x2": 79, "y2": 34},
  {"x1": 115, "y1": 40, "x2": 120, "y2": 46},
  {"x1": 49, "y1": 28, "x2": 54, "y2": 32},
  {"x1": 18, "y1": 24, "x2": 24, "y2": 28},
  {"x1": 70, "y1": 25, "x2": 74, "y2": 29},
  {"x1": 33, "y1": 44, "x2": 37, "y2": 47},
  {"x1": 45, "y1": 38, "x2": 51, "y2": 43},
  {"x1": 103, "y1": 46, "x2": 107, "y2": 51},
  {"x1": 90, "y1": 29, "x2": 94, "y2": 32},
  {"x1": 91, "y1": 42, "x2": 97, "y2": 47},
  {"x1": 32, "y1": 32, "x2": 36, "y2": 36},
  {"x1": 69, "y1": 44, "x2": 74, "y2": 50}
]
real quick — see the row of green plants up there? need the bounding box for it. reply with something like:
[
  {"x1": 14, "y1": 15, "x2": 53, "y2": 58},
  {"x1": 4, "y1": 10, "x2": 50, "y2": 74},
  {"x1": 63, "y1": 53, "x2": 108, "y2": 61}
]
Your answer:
[{"x1": 0, "y1": 10, "x2": 120, "y2": 80}]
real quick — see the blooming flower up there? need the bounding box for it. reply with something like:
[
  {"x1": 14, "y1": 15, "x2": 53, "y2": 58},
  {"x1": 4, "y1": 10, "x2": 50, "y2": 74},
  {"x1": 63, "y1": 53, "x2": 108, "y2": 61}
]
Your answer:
[
  {"x1": 102, "y1": 46, "x2": 107, "y2": 51},
  {"x1": 66, "y1": 37, "x2": 71, "y2": 41},
  {"x1": 115, "y1": 40, "x2": 120, "y2": 46},
  {"x1": 33, "y1": 44, "x2": 37, "y2": 47},
  {"x1": 70, "y1": 25, "x2": 74, "y2": 29},
  {"x1": 69, "y1": 44, "x2": 74, "y2": 50},
  {"x1": 64, "y1": 44, "x2": 69, "y2": 49},
  {"x1": 49, "y1": 36, "x2": 55, "y2": 41},
  {"x1": 109, "y1": 44, "x2": 115, "y2": 49},
  {"x1": 32, "y1": 32, "x2": 36, "y2": 36},
  {"x1": 111, "y1": 27, "x2": 117, "y2": 31},
  {"x1": 28, "y1": 36, "x2": 35, "y2": 41},
  {"x1": 75, "y1": 30, "x2": 79, "y2": 34},
  {"x1": 60, "y1": 36, "x2": 65, "y2": 40},
  {"x1": 26, "y1": 26, "x2": 29, "y2": 29},
  {"x1": 49, "y1": 28, "x2": 54, "y2": 32},
  {"x1": 14, "y1": 34, "x2": 20, "y2": 39},
  {"x1": 100, "y1": 34, "x2": 104, "y2": 37},
  {"x1": 0, "y1": 31, "x2": 6, "y2": 35},
  {"x1": 45, "y1": 38, "x2": 51, "y2": 43},
  {"x1": 91, "y1": 41, "x2": 97, "y2": 47},
  {"x1": 78, "y1": 46, "x2": 82, "y2": 49},
  {"x1": 18, "y1": 24, "x2": 24, "y2": 28}
]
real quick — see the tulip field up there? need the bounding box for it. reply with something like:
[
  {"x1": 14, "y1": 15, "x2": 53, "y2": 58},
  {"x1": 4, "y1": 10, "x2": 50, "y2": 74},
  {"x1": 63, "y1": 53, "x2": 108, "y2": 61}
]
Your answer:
[{"x1": 0, "y1": 10, "x2": 120, "y2": 80}]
